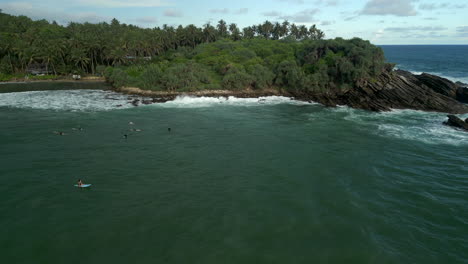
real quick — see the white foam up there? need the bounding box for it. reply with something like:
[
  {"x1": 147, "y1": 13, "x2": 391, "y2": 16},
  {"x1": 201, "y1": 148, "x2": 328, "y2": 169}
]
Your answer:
[
  {"x1": 0, "y1": 90, "x2": 137, "y2": 112},
  {"x1": 330, "y1": 106, "x2": 468, "y2": 146},
  {"x1": 156, "y1": 95, "x2": 313, "y2": 108},
  {"x1": 394, "y1": 65, "x2": 468, "y2": 84},
  {"x1": 406, "y1": 70, "x2": 468, "y2": 84}
]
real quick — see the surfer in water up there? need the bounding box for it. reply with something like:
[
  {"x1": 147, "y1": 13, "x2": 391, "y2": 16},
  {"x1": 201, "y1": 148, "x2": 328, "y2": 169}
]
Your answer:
[
  {"x1": 53, "y1": 131, "x2": 66, "y2": 136},
  {"x1": 77, "y1": 179, "x2": 83, "y2": 187}
]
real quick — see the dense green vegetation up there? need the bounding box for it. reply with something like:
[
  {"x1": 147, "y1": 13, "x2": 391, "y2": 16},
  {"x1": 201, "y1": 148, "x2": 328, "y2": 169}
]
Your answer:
[
  {"x1": 105, "y1": 38, "x2": 390, "y2": 93},
  {"x1": 0, "y1": 10, "x2": 323, "y2": 75},
  {"x1": 0, "y1": 10, "x2": 392, "y2": 93}
]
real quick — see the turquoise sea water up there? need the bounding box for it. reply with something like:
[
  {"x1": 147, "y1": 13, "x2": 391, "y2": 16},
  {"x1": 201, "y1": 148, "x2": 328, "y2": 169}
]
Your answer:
[
  {"x1": 0, "y1": 91, "x2": 467, "y2": 264},
  {"x1": 1, "y1": 45, "x2": 468, "y2": 263}
]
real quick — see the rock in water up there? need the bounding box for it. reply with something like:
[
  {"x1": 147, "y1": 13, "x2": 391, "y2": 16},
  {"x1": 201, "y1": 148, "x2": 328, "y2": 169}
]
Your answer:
[{"x1": 444, "y1": 115, "x2": 468, "y2": 131}]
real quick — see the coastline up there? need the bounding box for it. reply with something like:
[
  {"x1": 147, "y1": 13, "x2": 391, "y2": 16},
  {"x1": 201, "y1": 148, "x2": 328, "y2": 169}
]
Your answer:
[
  {"x1": 1, "y1": 71, "x2": 467, "y2": 114},
  {"x1": 116, "y1": 86, "x2": 287, "y2": 102}
]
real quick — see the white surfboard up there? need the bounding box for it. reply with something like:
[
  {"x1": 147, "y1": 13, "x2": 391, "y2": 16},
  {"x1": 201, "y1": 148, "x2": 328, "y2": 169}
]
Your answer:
[{"x1": 74, "y1": 184, "x2": 92, "y2": 188}]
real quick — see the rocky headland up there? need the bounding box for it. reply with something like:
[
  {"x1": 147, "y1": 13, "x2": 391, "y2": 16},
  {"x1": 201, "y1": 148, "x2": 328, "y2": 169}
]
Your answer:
[
  {"x1": 117, "y1": 70, "x2": 468, "y2": 115},
  {"x1": 289, "y1": 70, "x2": 468, "y2": 114}
]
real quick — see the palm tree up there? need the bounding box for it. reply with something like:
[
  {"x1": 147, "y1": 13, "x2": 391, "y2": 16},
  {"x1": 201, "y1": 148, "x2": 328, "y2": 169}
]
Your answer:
[
  {"x1": 217, "y1": 20, "x2": 228, "y2": 38},
  {"x1": 242, "y1": 26, "x2": 255, "y2": 39},
  {"x1": 203, "y1": 23, "x2": 217, "y2": 43},
  {"x1": 229, "y1": 23, "x2": 241, "y2": 41}
]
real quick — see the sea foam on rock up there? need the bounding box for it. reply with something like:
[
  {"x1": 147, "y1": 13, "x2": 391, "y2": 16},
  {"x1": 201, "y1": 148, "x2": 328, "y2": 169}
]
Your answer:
[{"x1": 444, "y1": 115, "x2": 468, "y2": 132}]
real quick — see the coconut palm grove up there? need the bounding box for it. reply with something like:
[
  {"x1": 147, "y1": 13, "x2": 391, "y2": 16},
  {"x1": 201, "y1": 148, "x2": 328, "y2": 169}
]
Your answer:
[{"x1": 0, "y1": 10, "x2": 390, "y2": 93}]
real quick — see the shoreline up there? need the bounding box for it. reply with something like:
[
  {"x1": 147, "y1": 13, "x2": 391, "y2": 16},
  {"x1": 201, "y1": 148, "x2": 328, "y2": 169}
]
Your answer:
[
  {"x1": 1, "y1": 71, "x2": 467, "y2": 114},
  {"x1": 116, "y1": 86, "x2": 287, "y2": 100}
]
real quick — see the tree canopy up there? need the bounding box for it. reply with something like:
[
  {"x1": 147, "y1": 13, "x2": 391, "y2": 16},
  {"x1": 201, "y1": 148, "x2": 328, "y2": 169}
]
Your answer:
[
  {"x1": 0, "y1": 12, "x2": 392, "y2": 93},
  {"x1": 0, "y1": 12, "x2": 325, "y2": 76}
]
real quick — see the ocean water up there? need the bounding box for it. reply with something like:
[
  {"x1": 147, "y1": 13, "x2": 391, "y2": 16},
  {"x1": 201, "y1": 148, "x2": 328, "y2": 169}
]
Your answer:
[
  {"x1": 381, "y1": 45, "x2": 468, "y2": 84},
  {"x1": 1, "y1": 46, "x2": 468, "y2": 263}
]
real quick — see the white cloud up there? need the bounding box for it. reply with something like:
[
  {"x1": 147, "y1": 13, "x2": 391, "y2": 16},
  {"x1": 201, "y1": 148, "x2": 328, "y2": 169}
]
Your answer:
[
  {"x1": 419, "y1": 3, "x2": 467, "y2": 11},
  {"x1": 74, "y1": 0, "x2": 170, "y2": 8},
  {"x1": 279, "y1": 8, "x2": 320, "y2": 23},
  {"x1": 320, "y1": 20, "x2": 334, "y2": 26},
  {"x1": 135, "y1": 16, "x2": 158, "y2": 24},
  {"x1": 361, "y1": 0, "x2": 418, "y2": 16},
  {"x1": 234, "y1": 8, "x2": 248, "y2": 15},
  {"x1": 277, "y1": 0, "x2": 304, "y2": 4},
  {"x1": 457, "y1": 26, "x2": 468, "y2": 37},
  {"x1": 209, "y1": 8, "x2": 229, "y2": 14},
  {"x1": 385, "y1": 26, "x2": 447, "y2": 32},
  {"x1": 0, "y1": 2, "x2": 109, "y2": 24},
  {"x1": 262, "y1": 11, "x2": 281, "y2": 17},
  {"x1": 315, "y1": 0, "x2": 339, "y2": 6},
  {"x1": 164, "y1": 9, "x2": 182, "y2": 17}
]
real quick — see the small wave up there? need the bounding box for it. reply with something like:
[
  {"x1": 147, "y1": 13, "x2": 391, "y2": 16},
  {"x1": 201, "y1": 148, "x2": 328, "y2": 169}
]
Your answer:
[
  {"x1": 410, "y1": 72, "x2": 468, "y2": 84},
  {"x1": 329, "y1": 107, "x2": 468, "y2": 146},
  {"x1": 0, "y1": 90, "x2": 138, "y2": 112},
  {"x1": 156, "y1": 95, "x2": 313, "y2": 108},
  {"x1": 395, "y1": 66, "x2": 468, "y2": 84}
]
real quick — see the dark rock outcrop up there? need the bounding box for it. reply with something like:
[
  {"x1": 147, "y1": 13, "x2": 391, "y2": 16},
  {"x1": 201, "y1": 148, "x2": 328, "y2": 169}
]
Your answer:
[
  {"x1": 291, "y1": 70, "x2": 468, "y2": 114},
  {"x1": 141, "y1": 99, "x2": 153, "y2": 105},
  {"x1": 414, "y1": 73, "x2": 459, "y2": 98},
  {"x1": 444, "y1": 115, "x2": 468, "y2": 131},
  {"x1": 456, "y1": 87, "x2": 468, "y2": 103},
  {"x1": 455, "y1": 81, "x2": 468, "y2": 88},
  {"x1": 131, "y1": 99, "x2": 140, "y2": 106}
]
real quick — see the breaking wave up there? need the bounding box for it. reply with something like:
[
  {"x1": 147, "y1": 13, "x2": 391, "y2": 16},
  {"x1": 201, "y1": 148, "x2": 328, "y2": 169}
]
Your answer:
[
  {"x1": 0, "y1": 90, "x2": 140, "y2": 111},
  {"x1": 329, "y1": 107, "x2": 468, "y2": 146},
  {"x1": 156, "y1": 95, "x2": 313, "y2": 108}
]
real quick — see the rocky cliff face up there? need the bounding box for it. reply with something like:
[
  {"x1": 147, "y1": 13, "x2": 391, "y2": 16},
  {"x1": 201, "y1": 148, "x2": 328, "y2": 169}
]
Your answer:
[{"x1": 292, "y1": 70, "x2": 468, "y2": 114}]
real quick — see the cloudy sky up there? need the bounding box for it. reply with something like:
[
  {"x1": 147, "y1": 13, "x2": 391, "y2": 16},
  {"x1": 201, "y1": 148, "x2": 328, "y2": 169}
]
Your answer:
[{"x1": 1, "y1": 0, "x2": 467, "y2": 44}]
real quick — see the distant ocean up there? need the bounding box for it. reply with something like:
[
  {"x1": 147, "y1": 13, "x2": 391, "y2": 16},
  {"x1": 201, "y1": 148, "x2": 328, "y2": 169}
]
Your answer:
[{"x1": 380, "y1": 45, "x2": 468, "y2": 84}]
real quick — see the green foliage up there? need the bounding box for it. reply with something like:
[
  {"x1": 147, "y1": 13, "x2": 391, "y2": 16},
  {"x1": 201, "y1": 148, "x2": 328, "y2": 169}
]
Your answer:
[
  {"x1": 222, "y1": 67, "x2": 253, "y2": 90},
  {"x1": 102, "y1": 37, "x2": 389, "y2": 93},
  {"x1": 0, "y1": 56, "x2": 13, "y2": 74},
  {"x1": 158, "y1": 63, "x2": 212, "y2": 91},
  {"x1": 29, "y1": 75, "x2": 58, "y2": 81},
  {"x1": 247, "y1": 64, "x2": 274, "y2": 89},
  {"x1": 138, "y1": 64, "x2": 163, "y2": 90},
  {"x1": 95, "y1": 65, "x2": 107, "y2": 76},
  {"x1": 107, "y1": 68, "x2": 129, "y2": 88},
  {"x1": 274, "y1": 60, "x2": 304, "y2": 90},
  {"x1": 0, "y1": 9, "x2": 388, "y2": 93},
  {"x1": 0, "y1": 12, "x2": 315, "y2": 76}
]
